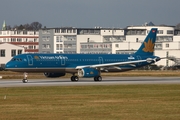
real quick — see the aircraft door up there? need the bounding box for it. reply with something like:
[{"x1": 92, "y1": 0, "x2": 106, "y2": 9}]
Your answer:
[
  {"x1": 61, "y1": 56, "x2": 65, "y2": 66},
  {"x1": 136, "y1": 56, "x2": 142, "y2": 65},
  {"x1": 99, "y1": 57, "x2": 103, "y2": 64},
  {"x1": 27, "y1": 55, "x2": 33, "y2": 66}
]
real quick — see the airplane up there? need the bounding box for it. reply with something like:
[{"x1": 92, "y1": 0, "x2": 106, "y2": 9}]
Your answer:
[{"x1": 5, "y1": 28, "x2": 161, "y2": 83}]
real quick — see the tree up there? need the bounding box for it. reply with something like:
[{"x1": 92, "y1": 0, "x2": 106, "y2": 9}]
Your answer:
[
  {"x1": 30, "y1": 22, "x2": 42, "y2": 30},
  {"x1": 13, "y1": 25, "x2": 18, "y2": 30},
  {"x1": 23, "y1": 23, "x2": 33, "y2": 30},
  {"x1": 6, "y1": 25, "x2": 11, "y2": 30},
  {"x1": 175, "y1": 23, "x2": 180, "y2": 29},
  {"x1": 9, "y1": 22, "x2": 42, "y2": 30},
  {"x1": 18, "y1": 24, "x2": 25, "y2": 30}
]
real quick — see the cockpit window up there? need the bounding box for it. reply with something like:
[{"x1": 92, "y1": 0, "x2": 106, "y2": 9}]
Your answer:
[{"x1": 11, "y1": 58, "x2": 22, "y2": 61}]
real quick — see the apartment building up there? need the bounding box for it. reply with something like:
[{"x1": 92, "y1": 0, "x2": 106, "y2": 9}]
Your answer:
[
  {"x1": 0, "y1": 30, "x2": 39, "y2": 53},
  {"x1": 39, "y1": 27, "x2": 77, "y2": 53}
]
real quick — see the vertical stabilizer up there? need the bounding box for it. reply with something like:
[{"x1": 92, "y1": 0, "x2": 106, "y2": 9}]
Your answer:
[{"x1": 134, "y1": 28, "x2": 157, "y2": 56}]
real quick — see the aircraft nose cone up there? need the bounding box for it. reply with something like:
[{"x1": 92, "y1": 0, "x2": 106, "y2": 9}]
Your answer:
[
  {"x1": 5, "y1": 64, "x2": 9, "y2": 69},
  {"x1": 5, "y1": 62, "x2": 11, "y2": 69}
]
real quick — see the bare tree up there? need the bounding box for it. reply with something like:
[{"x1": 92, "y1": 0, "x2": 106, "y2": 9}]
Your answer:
[
  {"x1": 18, "y1": 24, "x2": 25, "y2": 30},
  {"x1": 13, "y1": 25, "x2": 18, "y2": 30},
  {"x1": 6, "y1": 25, "x2": 11, "y2": 30},
  {"x1": 30, "y1": 22, "x2": 42, "y2": 30},
  {"x1": 175, "y1": 23, "x2": 180, "y2": 29},
  {"x1": 23, "y1": 23, "x2": 33, "y2": 30},
  {"x1": 10, "y1": 22, "x2": 43, "y2": 30}
]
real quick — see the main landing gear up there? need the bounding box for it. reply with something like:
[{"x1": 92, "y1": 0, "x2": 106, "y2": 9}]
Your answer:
[
  {"x1": 94, "y1": 76, "x2": 102, "y2": 81},
  {"x1": 70, "y1": 75, "x2": 102, "y2": 82},
  {"x1": 71, "y1": 75, "x2": 79, "y2": 81}
]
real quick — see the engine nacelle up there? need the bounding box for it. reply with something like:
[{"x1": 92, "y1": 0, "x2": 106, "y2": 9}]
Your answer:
[
  {"x1": 44, "y1": 72, "x2": 66, "y2": 78},
  {"x1": 78, "y1": 68, "x2": 100, "y2": 78}
]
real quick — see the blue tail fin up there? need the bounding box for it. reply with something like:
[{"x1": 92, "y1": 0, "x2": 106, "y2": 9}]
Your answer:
[{"x1": 134, "y1": 28, "x2": 157, "y2": 56}]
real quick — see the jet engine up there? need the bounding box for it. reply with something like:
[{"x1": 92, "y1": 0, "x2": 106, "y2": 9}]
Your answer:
[
  {"x1": 78, "y1": 68, "x2": 100, "y2": 78},
  {"x1": 44, "y1": 72, "x2": 66, "y2": 78}
]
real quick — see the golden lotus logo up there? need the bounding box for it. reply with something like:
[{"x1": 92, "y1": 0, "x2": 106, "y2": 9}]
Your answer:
[
  {"x1": 34, "y1": 56, "x2": 40, "y2": 59},
  {"x1": 90, "y1": 71, "x2": 94, "y2": 74},
  {"x1": 143, "y1": 39, "x2": 154, "y2": 52}
]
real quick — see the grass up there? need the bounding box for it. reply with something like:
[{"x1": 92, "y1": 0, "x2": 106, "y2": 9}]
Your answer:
[
  {"x1": 0, "y1": 85, "x2": 180, "y2": 120},
  {"x1": 1, "y1": 70, "x2": 180, "y2": 79}
]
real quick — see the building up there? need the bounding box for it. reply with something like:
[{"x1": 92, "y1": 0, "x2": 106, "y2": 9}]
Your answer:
[
  {"x1": 0, "y1": 30, "x2": 39, "y2": 53},
  {"x1": 0, "y1": 21, "x2": 39, "y2": 53},
  {"x1": 38, "y1": 23, "x2": 180, "y2": 66},
  {"x1": 39, "y1": 27, "x2": 125, "y2": 54},
  {"x1": 125, "y1": 25, "x2": 179, "y2": 66},
  {"x1": 39, "y1": 27, "x2": 77, "y2": 53},
  {"x1": 4, "y1": 20, "x2": 180, "y2": 67},
  {"x1": 0, "y1": 43, "x2": 25, "y2": 69}
]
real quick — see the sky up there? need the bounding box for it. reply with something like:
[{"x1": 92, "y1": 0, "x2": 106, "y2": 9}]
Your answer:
[{"x1": 0, "y1": 0, "x2": 180, "y2": 28}]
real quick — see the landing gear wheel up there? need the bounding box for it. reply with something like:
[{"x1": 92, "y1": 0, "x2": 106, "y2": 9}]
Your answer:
[
  {"x1": 71, "y1": 76, "x2": 74, "y2": 81},
  {"x1": 94, "y1": 76, "x2": 102, "y2": 81},
  {"x1": 71, "y1": 76, "x2": 79, "y2": 82},
  {"x1": 22, "y1": 79, "x2": 28, "y2": 83},
  {"x1": 74, "y1": 76, "x2": 79, "y2": 81},
  {"x1": 94, "y1": 77, "x2": 97, "y2": 81}
]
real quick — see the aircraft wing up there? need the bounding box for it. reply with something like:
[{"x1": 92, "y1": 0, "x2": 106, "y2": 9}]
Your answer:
[{"x1": 76, "y1": 58, "x2": 154, "y2": 69}]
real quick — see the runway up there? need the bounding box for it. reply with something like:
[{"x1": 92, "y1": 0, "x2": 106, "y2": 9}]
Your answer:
[{"x1": 0, "y1": 77, "x2": 180, "y2": 87}]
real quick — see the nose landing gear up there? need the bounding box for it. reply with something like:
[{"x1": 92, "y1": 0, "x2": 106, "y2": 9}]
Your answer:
[{"x1": 22, "y1": 72, "x2": 28, "y2": 83}]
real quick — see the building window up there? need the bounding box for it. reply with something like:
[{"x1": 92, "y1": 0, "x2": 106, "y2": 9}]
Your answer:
[
  {"x1": 34, "y1": 38, "x2": 37, "y2": 42},
  {"x1": 67, "y1": 44, "x2": 72, "y2": 48},
  {"x1": 158, "y1": 30, "x2": 163, "y2": 34},
  {"x1": 61, "y1": 29, "x2": 66, "y2": 33},
  {"x1": 167, "y1": 30, "x2": 173, "y2": 34},
  {"x1": 73, "y1": 29, "x2": 76, "y2": 33},
  {"x1": 42, "y1": 30, "x2": 50, "y2": 34},
  {"x1": 42, "y1": 36, "x2": 50, "y2": 41},
  {"x1": 60, "y1": 44, "x2": 63, "y2": 50},
  {"x1": 17, "y1": 31, "x2": 21, "y2": 35},
  {"x1": 115, "y1": 44, "x2": 119, "y2": 48},
  {"x1": 0, "y1": 49, "x2": 5, "y2": 57},
  {"x1": 56, "y1": 44, "x2": 60, "y2": 50},
  {"x1": 42, "y1": 44, "x2": 50, "y2": 49},
  {"x1": 166, "y1": 44, "x2": 169, "y2": 48},
  {"x1": 17, "y1": 38, "x2": 22, "y2": 42},
  {"x1": 11, "y1": 49, "x2": 16, "y2": 57},
  {"x1": 28, "y1": 46, "x2": 33, "y2": 49},
  {"x1": 23, "y1": 31, "x2": 27, "y2": 35},
  {"x1": 67, "y1": 29, "x2": 72, "y2": 33},
  {"x1": 11, "y1": 38, "x2": 16, "y2": 42},
  {"x1": 136, "y1": 38, "x2": 138, "y2": 42},
  {"x1": 56, "y1": 36, "x2": 59, "y2": 42},
  {"x1": 18, "y1": 50, "x2": 22, "y2": 55},
  {"x1": 55, "y1": 29, "x2": 60, "y2": 33}
]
